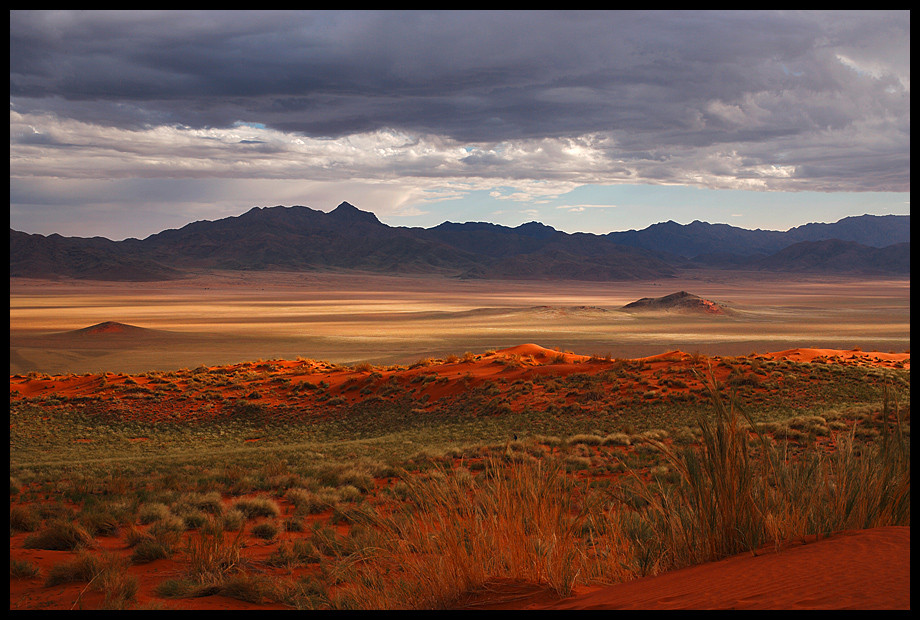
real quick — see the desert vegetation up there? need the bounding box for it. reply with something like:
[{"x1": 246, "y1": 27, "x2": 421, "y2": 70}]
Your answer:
[{"x1": 9, "y1": 346, "x2": 910, "y2": 610}]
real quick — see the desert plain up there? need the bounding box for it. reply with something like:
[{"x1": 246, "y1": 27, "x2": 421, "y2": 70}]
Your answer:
[
  {"x1": 9, "y1": 269, "x2": 911, "y2": 610},
  {"x1": 10, "y1": 269, "x2": 911, "y2": 375}
]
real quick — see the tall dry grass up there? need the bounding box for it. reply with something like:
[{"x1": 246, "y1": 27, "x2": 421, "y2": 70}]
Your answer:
[
  {"x1": 326, "y1": 372, "x2": 909, "y2": 608},
  {"x1": 339, "y1": 455, "x2": 634, "y2": 609},
  {"x1": 184, "y1": 520, "x2": 246, "y2": 586},
  {"x1": 815, "y1": 387, "x2": 910, "y2": 532},
  {"x1": 629, "y1": 375, "x2": 910, "y2": 573}
]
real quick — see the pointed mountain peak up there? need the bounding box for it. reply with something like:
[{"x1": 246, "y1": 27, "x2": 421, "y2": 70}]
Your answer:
[
  {"x1": 329, "y1": 201, "x2": 383, "y2": 225},
  {"x1": 514, "y1": 221, "x2": 558, "y2": 239}
]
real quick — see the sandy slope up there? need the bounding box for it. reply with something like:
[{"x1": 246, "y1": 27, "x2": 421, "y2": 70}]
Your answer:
[
  {"x1": 767, "y1": 347, "x2": 911, "y2": 368},
  {"x1": 452, "y1": 527, "x2": 910, "y2": 610},
  {"x1": 550, "y1": 526, "x2": 910, "y2": 610}
]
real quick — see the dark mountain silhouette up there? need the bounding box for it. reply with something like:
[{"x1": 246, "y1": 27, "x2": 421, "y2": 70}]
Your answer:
[
  {"x1": 9, "y1": 203, "x2": 910, "y2": 281},
  {"x1": 127, "y1": 203, "x2": 476, "y2": 274},
  {"x1": 608, "y1": 214, "x2": 910, "y2": 259},
  {"x1": 9, "y1": 229, "x2": 183, "y2": 281},
  {"x1": 784, "y1": 215, "x2": 911, "y2": 248},
  {"x1": 752, "y1": 239, "x2": 910, "y2": 275}
]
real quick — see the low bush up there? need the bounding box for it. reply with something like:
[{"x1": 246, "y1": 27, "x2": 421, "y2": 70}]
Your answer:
[
  {"x1": 232, "y1": 496, "x2": 281, "y2": 520},
  {"x1": 23, "y1": 520, "x2": 93, "y2": 551}
]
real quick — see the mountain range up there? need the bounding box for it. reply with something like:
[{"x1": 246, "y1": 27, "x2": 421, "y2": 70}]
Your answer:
[{"x1": 9, "y1": 202, "x2": 910, "y2": 281}]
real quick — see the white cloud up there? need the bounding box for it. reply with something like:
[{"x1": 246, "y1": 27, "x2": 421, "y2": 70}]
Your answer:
[{"x1": 555, "y1": 204, "x2": 618, "y2": 210}]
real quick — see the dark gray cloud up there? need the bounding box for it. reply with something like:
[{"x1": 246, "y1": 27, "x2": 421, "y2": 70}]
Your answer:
[{"x1": 9, "y1": 10, "x2": 911, "y2": 195}]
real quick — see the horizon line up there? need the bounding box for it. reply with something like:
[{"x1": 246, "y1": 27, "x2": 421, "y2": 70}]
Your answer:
[{"x1": 9, "y1": 205, "x2": 910, "y2": 243}]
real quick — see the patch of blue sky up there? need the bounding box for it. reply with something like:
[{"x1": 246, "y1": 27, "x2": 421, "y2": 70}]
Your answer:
[
  {"x1": 387, "y1": 184, "x2": 910, "y2": 234},
  {"x1": 233, "y1": 121, "x2": 267, "y2": 130}
]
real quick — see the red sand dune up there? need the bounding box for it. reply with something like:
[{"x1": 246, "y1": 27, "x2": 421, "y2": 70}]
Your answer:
[
  {"x1": 766, "y1": 347, "x2": 910, "y2": 369},
  {"x1": 8, "y1": 345, "x2": 910, "y2": 418},
  {"x1": 496, "y1": 343, "x2": 588, "y2": 362}
]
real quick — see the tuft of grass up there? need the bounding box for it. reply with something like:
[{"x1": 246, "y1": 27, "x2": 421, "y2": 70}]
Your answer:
[
  {"x1": 341, "y1": 456, "x2": 634, "y2": 609},
  {"x1": 10, "y1": 558, "x2": 41, "y2": 579},
  {"x1": 184, "y1": 520, "x2": 245, "y2": 586},
  {"x1": 131, "y1": 537, "x2": 174, "y2": 564},
  {"x1": 815, "y1": 388, "x2": 910, "y2": 532},
  {"x1": 251, "y1": 521, "x2": 279, "y2": 540},
  {"x1": 625, "y1": 372, "x2": 911, "y2": 573},
  {"x1": 23, "y1": 519, "x2": 94, "y2": 551},
  {"x1": 282, "y1": 575, "x2": 329, "y2": 609},
  {"x1": 43, "y1": 550, "x2": 103, "y2": 587},
  {"x1": 9, "y1": 504, "x2": 42, "y2": 532},
  {"x1": 221, "y1": 508, "x2": 247, "y2": 531},
  {"x1": 232, "y1": 496, "x2": 281, "y2": 520},
  {"x1": 566, "y1": 433, "x2": 604, "y2": 446},
  {"x1": 218, "y1": 571, "x2": 282, "y2": 604},
  {"x1": 137, "y1": 502, "x2": 171, "y2": 525},
  {"x1": 45, "y1": 551, "x2": 138, "y2": 609},
  {"x1": 602, "y1": 433, "x2": 632, "y2": 446},
  {"x1": 80, "y1": 502, "x2": 131, "y2": 537},
  {"x1": 182, "y1": 510, "x2": 210, "y2": 531}
]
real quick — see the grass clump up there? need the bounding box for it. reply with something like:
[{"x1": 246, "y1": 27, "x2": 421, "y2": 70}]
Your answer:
[
  {"x1": 341, "y1": 456, "x2": 634, "y2": 609},
  {"x1": 44, "y1": 551, "x2": 104, "y2": 586},
  {"x1": 131, "y1": 537, "x2": 174, "y2": 564},
  {"x1": 10, "y1": 558, "x2": 41, "y2": 579},
  {"x1": 23, "y1": 519, "x2": 94, "y2": 551},
  {"x1": 43, "y1": 550, "x2": 138, "y2": 609},
  {"x1": 251, "y1": 521, "x2": 279, "y2": 540},
  {"x1": 180, "y1": 520, "x2": 247, "y2": 591},
  {"x1": 137, "y1": 502, "x2": 171, "y2": 525},
  {"x1": 232, "y1": 496, "x2": 281, "y2": 520},
  {"x1": 626, "y1": 376, "x2": 911, "y2": 573},
  {"x1": 9, "y1": 504, "x2": 42, "y2": 532},
  {"x1": 221, "y1": 508, "x2": 247, "y2": 531}
]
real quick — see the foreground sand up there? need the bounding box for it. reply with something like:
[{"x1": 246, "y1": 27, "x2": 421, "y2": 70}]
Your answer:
[{"x1": 453, "y1": 527, "x2": 910, "y2": 610}]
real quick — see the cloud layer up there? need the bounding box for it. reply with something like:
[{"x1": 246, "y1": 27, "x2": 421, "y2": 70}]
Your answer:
[{"x1": 9, "y1": 10, "x2": 910, "y2": 236}]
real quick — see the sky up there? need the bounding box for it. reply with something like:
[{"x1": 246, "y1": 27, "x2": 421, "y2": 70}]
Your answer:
[{"x1": 9, "y1": 10, "x2": 910, "y2": 240}]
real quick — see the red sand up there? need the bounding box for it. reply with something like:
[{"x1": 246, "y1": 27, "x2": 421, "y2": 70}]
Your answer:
[
  {"x1": 455, "y1": 527, "x2": 910, "y2": 610},
  {"x1": 766, "y1": 347, "x2": 910, "y2": 369},
  {"x1": 9, "y1": 345, "x2": 910, "y2": 423},
  {"x1": 548, "y1": 526, "x2": 910, "y2": 610}
]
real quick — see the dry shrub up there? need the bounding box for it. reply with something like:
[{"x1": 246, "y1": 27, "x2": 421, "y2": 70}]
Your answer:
[
  {"x1": 45, "y1": 550, "x2": 138, "y2": 609},
  {"x1": 628, "y1": 374, "x2": 911, "y2": 573},
  {"x1": 23, "y1": 519, "x2": 94, "y2": 551},
  {"x1": 341, "y1": 456, "x2": 635, "y2": 609},
  {"x1": 9, "y1": 504, "x2": 42, "y2": 532},
  {"x1": 232, "y1": 496, "x2": 281, "y2": 520},
  {"x1": 10, "y1": 558, "x2": 41, "y2": 579},
  {"x1": 219, "y1": 572, "x2": 283, "y2": 604},
  {"x1": 184, "y1": 520, "x2": 245, "y2": 586}
]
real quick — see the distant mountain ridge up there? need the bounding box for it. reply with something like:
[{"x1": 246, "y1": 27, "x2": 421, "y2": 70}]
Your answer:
[
  {"x1": 9, "y1": 203, "x2": 910, "y2": 281},
  {"x1": 607, "y1": 214, "x2": 910, "y2": 259}
]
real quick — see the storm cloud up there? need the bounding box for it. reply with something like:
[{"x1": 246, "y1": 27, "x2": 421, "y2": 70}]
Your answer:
[{"x1": 9, "y1": 10, "x2": 911, "y2": 238}]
